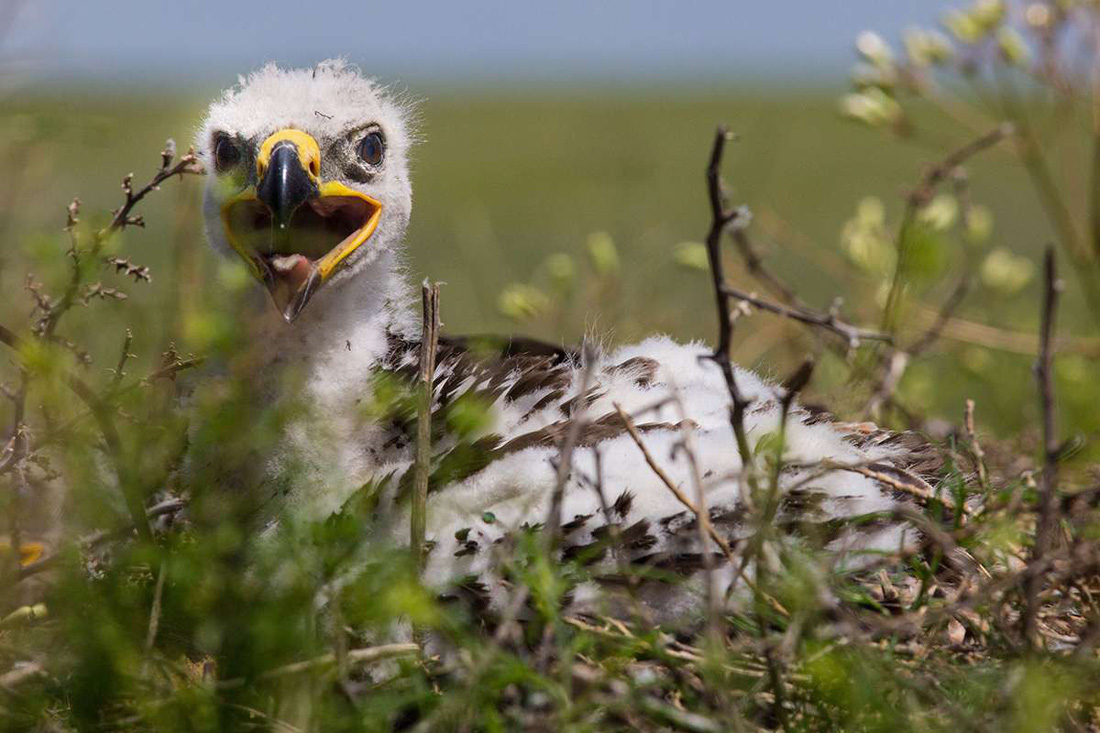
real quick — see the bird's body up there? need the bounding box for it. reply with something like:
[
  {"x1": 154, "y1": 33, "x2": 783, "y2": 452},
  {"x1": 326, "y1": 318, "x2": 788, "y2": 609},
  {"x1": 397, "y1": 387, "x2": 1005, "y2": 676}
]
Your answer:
[{"x1": 195, "y1": 61, "x2": 935, "y2": 621}]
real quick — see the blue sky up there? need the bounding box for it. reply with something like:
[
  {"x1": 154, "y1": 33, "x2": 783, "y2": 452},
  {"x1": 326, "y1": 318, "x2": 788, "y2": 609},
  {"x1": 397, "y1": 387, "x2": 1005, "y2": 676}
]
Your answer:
[{"x1": 4, "y1": 0, "x2": 953, "y2": 85}]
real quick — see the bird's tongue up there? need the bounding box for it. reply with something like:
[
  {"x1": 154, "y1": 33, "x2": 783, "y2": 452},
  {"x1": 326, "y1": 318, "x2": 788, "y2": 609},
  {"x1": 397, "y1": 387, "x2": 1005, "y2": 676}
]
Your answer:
[{"x1": 268, "y1": 254, "x2": 313, "y2": 312}]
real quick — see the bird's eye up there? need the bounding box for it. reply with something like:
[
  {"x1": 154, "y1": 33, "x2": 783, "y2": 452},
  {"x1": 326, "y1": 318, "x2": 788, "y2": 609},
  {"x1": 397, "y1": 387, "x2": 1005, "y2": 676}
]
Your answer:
[
  {"x1": 356, "y1": 131, "x2": 385, "y2": 166},
  {"x1": 213, "y1": 135, "x2": 242, "y2": 172}
]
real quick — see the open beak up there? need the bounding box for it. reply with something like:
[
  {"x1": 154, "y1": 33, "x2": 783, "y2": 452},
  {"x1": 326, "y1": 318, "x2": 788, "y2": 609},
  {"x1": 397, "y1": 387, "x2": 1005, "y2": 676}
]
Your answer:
[{"x1": 220, "y1": 129, "x2": 383, "y2": 322}]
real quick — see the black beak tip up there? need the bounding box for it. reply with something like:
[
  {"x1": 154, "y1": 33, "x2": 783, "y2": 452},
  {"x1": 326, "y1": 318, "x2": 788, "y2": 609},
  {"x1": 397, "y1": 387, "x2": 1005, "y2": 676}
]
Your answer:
[{"x1": 257, "y1": 143, "x2": 319, "y2": 228}]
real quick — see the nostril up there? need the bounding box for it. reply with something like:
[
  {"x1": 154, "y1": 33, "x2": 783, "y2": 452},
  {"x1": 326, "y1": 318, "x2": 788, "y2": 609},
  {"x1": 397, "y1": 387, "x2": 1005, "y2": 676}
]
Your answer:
[{"x1": 310, "y1": 159, "x2": 319, "y2": 177}]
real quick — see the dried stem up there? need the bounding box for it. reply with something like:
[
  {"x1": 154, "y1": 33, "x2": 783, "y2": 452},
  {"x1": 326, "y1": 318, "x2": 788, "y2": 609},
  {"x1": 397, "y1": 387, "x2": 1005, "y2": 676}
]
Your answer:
[
  {"x1": 867, "y1": 275, "x2": 972, "y2": 420},
  {"x1": 908, "y1": 276, "x2": 971, "y2": 358},
  {"x1": 824, "y1": 460, "x2": 967, "y2": 517},
  {"x1": 1024, "y1": 246, "x2": 1063, "y2": 645},
  {"x1": 18, "y1": 497, "x2": 187, "y2": 582},
  {"x1": 216, "y1": 644, "x2": 419, "y2": 689},
  {"x1": 613, "y1": 402, "x2": 734, "y2": 564},
  {"x1": 612, "y1": 401, "x2": 788, "y2": 619},
  {"x1": 411, "y1": 280, "x2": 441, "y2": 574},
  {"x1": 109, "y1": 328, "x2": 135, "y2": 393},
  {"x1": 547, "y1": 345, "x2": 596, "y2": 552},
  {"x1": 964, "y1": 399, "x2": 989, "y2": 491},
  {"x1": 728, "y1": 228, "x2": 804, "y2": 307},
  {"x1": 669, "y1": 388, "x2": 723, "y2": 642},
  {"x1": 145, "y1": 561, "x2": 167, "y2": 652}
]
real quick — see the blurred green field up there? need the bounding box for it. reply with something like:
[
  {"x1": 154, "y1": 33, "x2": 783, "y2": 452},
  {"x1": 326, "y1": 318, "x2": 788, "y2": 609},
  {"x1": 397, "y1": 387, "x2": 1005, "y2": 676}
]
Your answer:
[{"x1": 0, "y1": 85, "x2": 1095, "y2": 444}]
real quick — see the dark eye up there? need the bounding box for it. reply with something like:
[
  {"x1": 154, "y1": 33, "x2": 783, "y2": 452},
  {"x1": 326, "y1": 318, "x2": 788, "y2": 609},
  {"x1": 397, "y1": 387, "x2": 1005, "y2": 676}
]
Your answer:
[
  {"x1": 356, "y1": 131, "x2": 385, "y2": 166},
  {"x1": 213, "y1": 135, "x2": 241, "y2": 172}
]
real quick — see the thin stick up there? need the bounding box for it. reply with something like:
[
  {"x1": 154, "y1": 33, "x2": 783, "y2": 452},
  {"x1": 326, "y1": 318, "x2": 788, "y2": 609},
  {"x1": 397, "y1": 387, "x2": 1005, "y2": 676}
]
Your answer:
[
  {"x1": 612, "y1": 402, "x2": 789, "y2": 618},
  {"x1": 867, "y1": 275, "x2": 971, "y2": 419},
  {"x1": 963, "y1": 399, "x2": 989, "y2": 490},
  {"x1": 411, "y1": 281, "x2": 440, "y2": 574},
  {"x1": 145, "y1": 561, "x2": 167, "y2": 652},
  {"x1": 728, "y1": 228, "x2": 803, "y2": 307},
  {"x1": 669, "y1": 388, "x2": 722, "y2": 641},
  {"x1": 109, "y1": 328, "x2": 135, "y2": 393},
  {"x1": 547, "y1": 345, "x2": 596, "y2": 552},
  {"x1": 538, "y1": 347, "x2": 596, "y2": 671},
  {"x1": 908, "y1": 276, "x2": 971, "y2": 357},
  {"x1": 1024, "y1": 246, "x2": 1062, "y2": 645},
  {"x1": 0, "y1": 661, "x2": 45, "y2": 690},
  {"x1": 720, "y1": 283, "x2": 890, "y2": 348},
  {"x1": 216, "y1": 644, "x2": 419, "y2": 689},
  {"x1": 824, "y1": 460, "x2": 967, "y2": 516},
  {"x1": 613, "y1": 402, "x2": 734, "y2": 563}
]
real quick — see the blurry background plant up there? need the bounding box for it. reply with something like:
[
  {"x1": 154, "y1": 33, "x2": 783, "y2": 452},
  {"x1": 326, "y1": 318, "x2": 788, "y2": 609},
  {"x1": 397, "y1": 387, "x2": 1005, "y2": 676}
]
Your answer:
[
  {"x1": 2, "y1": 0, "x2": 1100, "y2": 730},
  {"x1": 841, "y1": 0, "x2": 1100, "y2": 321}
]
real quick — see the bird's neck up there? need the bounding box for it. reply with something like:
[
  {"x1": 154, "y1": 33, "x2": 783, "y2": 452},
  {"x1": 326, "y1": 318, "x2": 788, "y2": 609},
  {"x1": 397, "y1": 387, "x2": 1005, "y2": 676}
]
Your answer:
[{"x1": 250, "y1": 250, "x2": 416, "y2": 407}]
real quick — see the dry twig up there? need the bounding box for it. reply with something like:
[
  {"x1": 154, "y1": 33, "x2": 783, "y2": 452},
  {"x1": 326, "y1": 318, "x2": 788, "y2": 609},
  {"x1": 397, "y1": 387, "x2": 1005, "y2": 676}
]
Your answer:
[
  {"x1": 412, "y1": 280, "x2": 441, "y2": 574},
  {"x1": 1024, "y1": 246, "x2": 1063, "y2": 645},
  {"x1": 216, "y1": 644, "x2": 419, "y2": 689},
  {"x1": 720, "y1": 284, "x2": 891, "y2": 349}
]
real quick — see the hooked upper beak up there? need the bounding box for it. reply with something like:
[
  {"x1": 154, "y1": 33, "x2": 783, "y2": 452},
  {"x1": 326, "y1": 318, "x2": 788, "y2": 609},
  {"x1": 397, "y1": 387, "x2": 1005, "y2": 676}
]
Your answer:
[
  {"x1": 257, "y1": 137, "x2": 320, "y2": 232},
  {"x1": 220, "y1": 129, "x2": 383, "y2": 323}
]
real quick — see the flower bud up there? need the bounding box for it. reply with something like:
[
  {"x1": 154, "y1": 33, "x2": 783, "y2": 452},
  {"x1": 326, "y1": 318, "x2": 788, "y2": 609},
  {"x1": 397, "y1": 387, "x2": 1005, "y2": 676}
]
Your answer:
[
  {"x1": 1025, "y1": 3, "x2": 1052, "y2": 28},
  {"x1": 972, "y1": 0, "x2": 1007, "y2": 29},
  {"x1": 996, "y1": 27, "x2": 1031, "y2": 67},
  {"x1": 904, "y1": 28, "x2": 954, "y2": 66},
  {"x1": 839, "y1": 89, "x2": 903, "y2": 127},
  {"x1": 918, "y1": 194, "x2": 959, "y2": 231},
  {"x1": 840, "y1": 197, "x2": 894, "y2": 275},
  {"x1": 543, "y1": 253, "x2": 576, "y2": 293},
  {"x1": 965, "y1": 204, "x2": 994, "y2": 245},
  {"x1": 944, "y1": 10, "x2": 984, "y2": 43},
  {"x1": 856, "y1": 31, "x2": 894, "y2": 68},
  {"x1": 980, "y1": 248, "x2": 1034, "y2": 295},
  {"x1": 587, "y1": 231, "x2": 620, "y2": 276},
  {"x1": 497, "y1": 283, "x2": 549, "y2": 321}
]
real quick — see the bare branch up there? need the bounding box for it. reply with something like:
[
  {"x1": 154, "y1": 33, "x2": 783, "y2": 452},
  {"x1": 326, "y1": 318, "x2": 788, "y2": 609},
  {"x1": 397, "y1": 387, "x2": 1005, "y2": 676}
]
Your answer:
[
  {"x1": 728, "y1": 227, "x2": 804, "y2": 307},
  {"x1": 100, "y1": 141, "x2": 203, "y2": 239},
  {"x1": 702, "y1": 126, "x2": 756, "y2": 475},
  {"x1": 719, "y1": 283, "x2": 891, "y2": 349}
]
